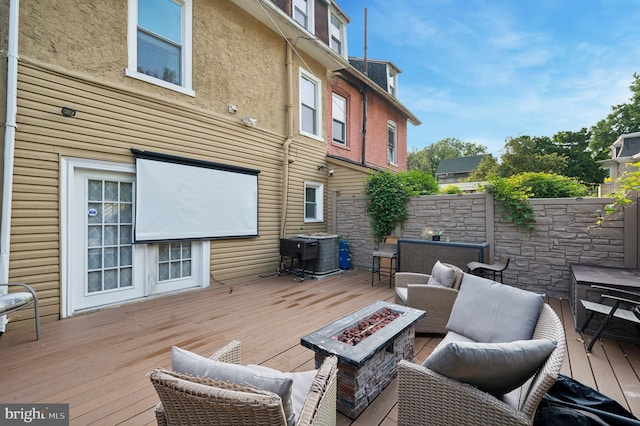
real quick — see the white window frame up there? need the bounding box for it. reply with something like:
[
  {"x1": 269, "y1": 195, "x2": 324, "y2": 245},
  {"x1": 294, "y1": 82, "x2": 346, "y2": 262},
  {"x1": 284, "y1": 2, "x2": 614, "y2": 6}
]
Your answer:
[
  {"x1": 387, "y1": 69, "x2": 398, "y2": 97},
  {"x1": 294, "y1": 0, "x2": 314, "y2": 33},
  {"x1": 126, "y1": 0, "x2": 194, "y2": 97},
  {"x1": 387, "y1": 121, "x2": 397, "y2": 165},
  {"x1": 332, "y1": 92, "x2": 346, "y2": 145},
  {"x1": 329, "y1": 12, "x2": 347, "y2": 57},
  {"x1": 304, "y1": 182, "x2": 324, "y2": 223},
  {"x1": 299, "y1": 69, "x2": 323, "y2": 140}
]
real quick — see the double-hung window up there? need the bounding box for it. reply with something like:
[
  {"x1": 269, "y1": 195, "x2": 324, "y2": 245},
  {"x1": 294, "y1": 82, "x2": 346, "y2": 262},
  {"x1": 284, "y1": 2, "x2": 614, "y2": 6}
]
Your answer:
[
  {"x1": 127, "y1": 0, "x2": 194, "y2": 96},
  {"x1": 300, "y1": 70, "x2": 322, "y2": 139},
  {"x1": 329, "y1": 14, "x2": 346, "y2": 56},
  {"x1": 387, "y1": 121, "x2": 397, "y2": 165},
  {"x1": 294, "y1": 0, "x2": 313, "y2": 32},
  {"x1": 304, "y1": 182, "x2": 324, "y2": 222},
  {"x1": 332, "y1": 93, "x2": 346, "y2": 145}
]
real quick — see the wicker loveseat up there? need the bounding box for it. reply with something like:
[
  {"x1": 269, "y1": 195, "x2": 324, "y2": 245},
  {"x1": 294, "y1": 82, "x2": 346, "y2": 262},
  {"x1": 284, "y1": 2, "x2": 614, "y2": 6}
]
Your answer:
[
  {"x1": 149, "y1": 340, "x2": 338, "y2": 426},
  {"x1": 397, "y1": 273, "x2": 566, "y2": 426}
]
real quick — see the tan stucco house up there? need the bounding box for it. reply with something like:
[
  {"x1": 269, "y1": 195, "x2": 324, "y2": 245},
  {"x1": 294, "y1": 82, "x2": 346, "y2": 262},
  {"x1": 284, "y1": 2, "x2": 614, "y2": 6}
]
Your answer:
[{"x1": 0, "y1": 0, "x2": 419, "y2": 331}]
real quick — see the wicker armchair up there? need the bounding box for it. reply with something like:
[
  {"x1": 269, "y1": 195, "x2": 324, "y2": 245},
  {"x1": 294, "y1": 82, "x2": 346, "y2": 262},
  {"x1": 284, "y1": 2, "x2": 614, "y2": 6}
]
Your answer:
[
  {"x1": 149, "y1": 341, "x2": 338, "y2": 426},
  {"x1": 394, "y1": 263, "x2": 464, "y2": 333},
  {"x1": 397, "y1": 303, "x2": 566, "y2": 426}
]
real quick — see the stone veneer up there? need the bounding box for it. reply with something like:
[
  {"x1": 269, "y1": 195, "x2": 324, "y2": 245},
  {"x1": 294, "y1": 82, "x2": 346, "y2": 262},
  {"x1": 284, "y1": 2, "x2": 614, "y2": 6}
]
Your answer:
[{"x1": 336, "y1": 193, "x2": 628, "y2": 299}]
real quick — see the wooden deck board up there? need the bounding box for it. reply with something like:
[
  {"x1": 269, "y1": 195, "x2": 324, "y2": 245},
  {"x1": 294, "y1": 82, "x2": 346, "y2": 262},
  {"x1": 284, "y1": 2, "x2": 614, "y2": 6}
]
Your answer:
[{"x1": 1, "y1": 269, "x2": 639, "y2": 425}]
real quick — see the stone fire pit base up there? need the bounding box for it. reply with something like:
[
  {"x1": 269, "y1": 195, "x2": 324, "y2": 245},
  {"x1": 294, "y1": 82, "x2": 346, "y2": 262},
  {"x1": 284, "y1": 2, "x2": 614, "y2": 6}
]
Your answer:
[
  {"x1": 301, "y1": 301, "x2": 425, "y2": 419},
  {"x1": 314, "y1": 325, "x2": 415, "y2": 418}
]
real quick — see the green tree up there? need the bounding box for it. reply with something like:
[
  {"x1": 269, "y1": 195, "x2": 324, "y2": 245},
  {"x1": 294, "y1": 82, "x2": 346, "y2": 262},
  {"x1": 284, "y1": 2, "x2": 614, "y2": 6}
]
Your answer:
[
  {"x1": 550, "y1": 129, "x2": 606, "y2": 188},
  {"x1": 408, "y1": 138, "x2": 487, "y2": 175},
  {"x1": 590, "y1": 73, "x2": 640, "y2": 159},
  {"x1": 499, "y1": 135, "x2": 568, "y2": 177},
  {"x1": 466, "y1": 155, "x2": 499, "y2": 181}
]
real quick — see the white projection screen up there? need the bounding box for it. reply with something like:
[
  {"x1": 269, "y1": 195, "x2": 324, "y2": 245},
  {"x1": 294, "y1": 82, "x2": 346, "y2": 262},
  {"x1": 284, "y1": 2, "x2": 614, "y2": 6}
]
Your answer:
[{"x1": 133, "y1": 150, "x2": 259, "y2": 242}]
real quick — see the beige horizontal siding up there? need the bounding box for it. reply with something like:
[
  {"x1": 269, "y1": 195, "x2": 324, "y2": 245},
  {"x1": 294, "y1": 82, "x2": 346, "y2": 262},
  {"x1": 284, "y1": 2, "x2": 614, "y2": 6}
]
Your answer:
[{"x1": 7, "y1": 60, "x2": 334, "y2": 326}]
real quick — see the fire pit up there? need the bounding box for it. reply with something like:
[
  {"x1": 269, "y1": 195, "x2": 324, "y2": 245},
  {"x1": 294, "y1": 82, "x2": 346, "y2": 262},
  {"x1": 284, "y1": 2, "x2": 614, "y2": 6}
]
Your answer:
[{"x1": 301, "y1": 301, "x2": 425, "y2": 419}]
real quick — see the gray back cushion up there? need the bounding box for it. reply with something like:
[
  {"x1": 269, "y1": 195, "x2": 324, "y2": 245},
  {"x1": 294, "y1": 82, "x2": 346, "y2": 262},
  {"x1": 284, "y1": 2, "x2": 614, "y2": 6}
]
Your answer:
[{"x1": 446, "y1": 273, "x2": 543, "y2": 343}]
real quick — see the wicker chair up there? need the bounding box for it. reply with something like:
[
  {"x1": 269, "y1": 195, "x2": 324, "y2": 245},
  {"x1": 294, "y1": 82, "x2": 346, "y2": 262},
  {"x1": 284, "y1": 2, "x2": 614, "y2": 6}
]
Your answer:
[
  {"x1": 394, "y1": 263, "x2": 464, "y2": 334},
  {"x1": 149, "y1": 340, "x2": 338, "y2": 426},
  {"x1": 397, "y1": 303, "x2": 566, "y2": 426}
]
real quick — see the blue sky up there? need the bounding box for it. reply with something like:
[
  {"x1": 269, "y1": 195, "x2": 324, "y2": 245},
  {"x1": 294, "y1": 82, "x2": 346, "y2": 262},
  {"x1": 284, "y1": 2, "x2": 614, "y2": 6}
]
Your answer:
[{"x1": 339, "y1": 0, "x2": 640, "y2": 156}]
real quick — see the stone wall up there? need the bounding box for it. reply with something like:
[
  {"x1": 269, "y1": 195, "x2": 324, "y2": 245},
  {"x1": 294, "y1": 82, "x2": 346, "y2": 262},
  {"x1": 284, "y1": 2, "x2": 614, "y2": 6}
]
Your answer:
[{"x1": 336, "y1": 193, "x2": 626, "y2": 298}]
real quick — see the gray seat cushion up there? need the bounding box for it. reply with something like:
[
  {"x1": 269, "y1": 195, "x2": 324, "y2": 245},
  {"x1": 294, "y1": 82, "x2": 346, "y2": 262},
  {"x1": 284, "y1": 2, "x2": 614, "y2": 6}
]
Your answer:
[
  {"x1": 446, "y1": 273, "x2": 543, "y2": 343},
  {"x1": 172, "y1": 346, "x2": 295, "y2": 425}
]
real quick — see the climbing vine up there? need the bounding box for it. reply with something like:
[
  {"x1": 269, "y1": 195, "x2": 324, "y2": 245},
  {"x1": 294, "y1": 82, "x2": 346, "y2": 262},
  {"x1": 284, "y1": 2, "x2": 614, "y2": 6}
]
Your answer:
[{"x1": 364, "y1": 171, "x2": 413, "y2": 242}]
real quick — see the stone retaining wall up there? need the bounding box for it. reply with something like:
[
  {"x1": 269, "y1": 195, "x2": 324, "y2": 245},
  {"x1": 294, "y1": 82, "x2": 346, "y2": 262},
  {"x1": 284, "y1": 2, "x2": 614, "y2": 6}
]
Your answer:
[{"x1": 336, "y1": 193, "x2": 626, "y2": 298}]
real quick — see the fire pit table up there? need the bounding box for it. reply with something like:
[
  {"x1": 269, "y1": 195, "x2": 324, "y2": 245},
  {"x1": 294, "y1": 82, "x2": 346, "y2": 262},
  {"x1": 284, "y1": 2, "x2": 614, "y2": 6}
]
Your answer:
[{"x1": 301, "y1": 301, "x2": 425, "y2": 418}]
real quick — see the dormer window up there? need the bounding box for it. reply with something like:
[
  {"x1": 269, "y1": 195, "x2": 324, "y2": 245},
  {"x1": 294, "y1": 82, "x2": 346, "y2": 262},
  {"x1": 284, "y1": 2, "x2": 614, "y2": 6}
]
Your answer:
[
  {"x1": 294, "y1": 0, "x2": 314, "y2": 32},
  {"x1": 329, "y1": 13, "x2": 347, "y2": 56},
  {"x1": 387, "y1": 69, "x2": 397, "y2": 97}
]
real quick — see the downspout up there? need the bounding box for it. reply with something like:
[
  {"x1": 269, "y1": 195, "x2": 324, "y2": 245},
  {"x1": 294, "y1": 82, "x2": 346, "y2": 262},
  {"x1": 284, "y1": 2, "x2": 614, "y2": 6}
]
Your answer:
[
  {"x1": 280, "y1": 41, "x2": 294, "y2": 239},
  {"x1": 1, "y1": 0, "x2": 20, "y2": 331},
  {"x1": 360, "y1": 86, "x2": 367, "y2": 165}
]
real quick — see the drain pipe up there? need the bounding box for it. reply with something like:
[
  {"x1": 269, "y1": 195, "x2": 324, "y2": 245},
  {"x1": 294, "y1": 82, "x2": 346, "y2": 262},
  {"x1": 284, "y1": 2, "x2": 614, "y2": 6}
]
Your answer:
[
  {"x1": 1, "y1": 0, "x2": 20, "y2": 331},
  {"x1": 280, "y1": 41, "x2": 294, "y2": 239}
]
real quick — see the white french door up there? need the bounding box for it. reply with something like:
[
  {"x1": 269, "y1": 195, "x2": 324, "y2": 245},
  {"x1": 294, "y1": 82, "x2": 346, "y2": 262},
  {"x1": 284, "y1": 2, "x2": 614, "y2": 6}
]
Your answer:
[{"x1": 62, "y1": 158, "x2": 209, "y2": 317}]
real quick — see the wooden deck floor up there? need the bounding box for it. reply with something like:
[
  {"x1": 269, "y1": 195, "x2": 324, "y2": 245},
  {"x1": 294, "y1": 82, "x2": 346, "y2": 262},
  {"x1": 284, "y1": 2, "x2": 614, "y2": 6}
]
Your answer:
[{"x1": 1, "y1": 269, "x2": 640, "y2": 425}]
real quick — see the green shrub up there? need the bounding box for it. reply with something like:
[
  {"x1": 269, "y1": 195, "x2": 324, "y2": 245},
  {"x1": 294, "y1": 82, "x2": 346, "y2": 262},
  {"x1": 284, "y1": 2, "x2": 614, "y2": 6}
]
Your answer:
[
  {"x1": 398, "y1": 170, "x2": 439, "y2": 195},
  {"x1": 440, "y1": 185, "x2": 464, "y2": 194},
  {"x1": 509, "y1": 172, "x2": 589, "y2": 198}
]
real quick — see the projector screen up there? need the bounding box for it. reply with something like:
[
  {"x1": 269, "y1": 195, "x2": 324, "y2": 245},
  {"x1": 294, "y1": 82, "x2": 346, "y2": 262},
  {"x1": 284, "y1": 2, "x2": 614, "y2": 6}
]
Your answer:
[{"x1": 132, "y1": 149, "x2": 259, "y2": 242}]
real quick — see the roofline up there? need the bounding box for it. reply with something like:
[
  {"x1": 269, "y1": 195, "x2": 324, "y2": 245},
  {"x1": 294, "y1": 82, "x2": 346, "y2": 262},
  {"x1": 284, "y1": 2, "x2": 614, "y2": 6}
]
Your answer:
[
  {"x1": 229, "y1": 0, "x2": 349, "y2": 71},
  {"x1": 349, "y1": 56, "x2": 403, "y2": 74},
  {"x1": 337, "y1": 65, "x2": 421, "y2": 126}
]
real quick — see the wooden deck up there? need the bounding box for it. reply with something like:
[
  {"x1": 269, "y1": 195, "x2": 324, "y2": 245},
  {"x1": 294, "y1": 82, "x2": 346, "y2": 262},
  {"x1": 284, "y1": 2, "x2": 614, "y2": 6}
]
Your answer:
[{"x1": 1, "y1": 269, "x2": 640, "y2": 425}]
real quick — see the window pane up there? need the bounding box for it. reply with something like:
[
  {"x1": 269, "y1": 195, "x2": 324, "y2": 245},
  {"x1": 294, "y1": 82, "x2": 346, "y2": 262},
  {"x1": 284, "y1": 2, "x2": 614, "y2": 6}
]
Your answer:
[
  {"x1": 88, "y1": 180, "x2": 102, "y2": 202},
  {"x1": 138, "y1": 0, "x2": 181, "y2": 44},
  {"x1": 301, "y1": 105, "x2": 316, "y2": 134},
  {"x1": 105, "y1": 181, "x2": 119, "y2": 202},
  {"x1": 333, "y1": 120, "x2": 345, "y2": 143},
  {"x1": 104, "y1": 269, "x2": 118, "y2": 290},
  {"x1": 137, "y1": 30, "x2": 181, "y2": 85},
  {"x1": 306, "y1": 187, "x2": 316, "y2": 202},
  {"x1": 120, "y1": 267, "x2": 133, "y2": 288},
  {"x1": 301, "y1": 77, "x2": 316, "y2": 107},
  {"x1": 88, "y1": 248, "x2": 102, "y2": 270},
  {"x1": 104, "y1": 225, "x2": 118, "y2": 245},
  {"x1": 103, "y1": 203, "x2": 118, "y2": 224},
  {"x1": 332, "y1": 94, "x2": 345, "y2": 121},
  {"x1": 159, "y1": 244, "x2": 170, "y2": 261},
  {"x1": 305, "y1": 203, "x2": 316, "y2": 219},
  {"x1": 104, "y1": 247, "x2": 118, "y2": 268},
  {"x1": 88, "y1": 226, "x2": 102, "y2": 247},
  {"x1": 88, "y1": 271, "x2": 102, "y2": 293}
]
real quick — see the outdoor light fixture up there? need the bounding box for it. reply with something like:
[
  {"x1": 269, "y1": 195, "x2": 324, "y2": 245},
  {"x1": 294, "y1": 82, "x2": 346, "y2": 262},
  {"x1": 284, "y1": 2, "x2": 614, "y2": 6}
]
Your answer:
[
  {"x1": 242, "y1": 116, "x2": 257, "y2": 126},
  {"x1": 317, "y1": 165, "x2": 327, "y2": 171},
  {"x1": 61, "y1": 106, "x2": 76, "y2": 117}
]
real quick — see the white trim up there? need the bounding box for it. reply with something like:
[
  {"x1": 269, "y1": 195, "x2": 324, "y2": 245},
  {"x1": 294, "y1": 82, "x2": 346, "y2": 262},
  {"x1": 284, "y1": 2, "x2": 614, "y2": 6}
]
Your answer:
[
  {"x1": 387, "y1": 120, "x2": 397, "y2": 165},
  {"x1": 126, "y1": 0, "x2": 194, "y2": 96},
  {"x1": 304, "y1": 181, "x2": 324, "y2": 223},
  {"x1": 331, "y1": 92, "x2": 346, "y2": 145},
  {"x1": 61, "y1": 158, "x2": 136, "y2": 318},
  {"x1": 328, "y1": 9, "x2": 348, "y2": 58},
  {"x1": 299, "y1": 68, "x2": 323, "y2": 140}
]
